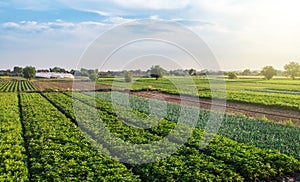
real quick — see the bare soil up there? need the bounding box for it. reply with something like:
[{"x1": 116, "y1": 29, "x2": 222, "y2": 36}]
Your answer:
[{"x1": 32, "y1": 80, "x2": 112, "y2": 91}]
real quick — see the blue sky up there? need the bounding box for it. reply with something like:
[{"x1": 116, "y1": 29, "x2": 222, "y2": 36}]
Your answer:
[{"x1": 1, "y1": 0, "x2": 300, "y2": 71}]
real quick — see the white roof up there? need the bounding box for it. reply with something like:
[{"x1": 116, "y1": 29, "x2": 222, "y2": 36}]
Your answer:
[{"x1": 36, "y1": 72, "x2": 75, "y2": 79}]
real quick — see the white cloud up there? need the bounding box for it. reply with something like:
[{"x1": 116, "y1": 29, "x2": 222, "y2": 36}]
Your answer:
[
  {"x1": 82, "y1": 9, "x2": 111, "y2": 16},
  {"x1": 104, "y1": 16, "x2": 135, "y2": 24},
  {"x1": 3, "y1": 21, "x2": 49, "y2": 32},
  {"x1": 3, "y1": 22, "x2": 20, "y2": 29},
  {"x1": 3, "y1": 0, "x2": 300, "y2": 70},
  {"x1": 1, "y1": 20, "x2": 112, "y2": 33},
  {"x1": 150, "y1": 15, "x2": 160, "y2": 20}
]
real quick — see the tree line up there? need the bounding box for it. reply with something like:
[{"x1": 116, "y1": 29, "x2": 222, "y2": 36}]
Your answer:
[
  {"x1": 227, "y1": 61, "x2": 300, "y2": 80},
  {"x1": 2, "y1": 61, "x2": 300, "y2": 81},
  {"x1": 1, "y1": 66, "x2": 37, "y2": 80}
]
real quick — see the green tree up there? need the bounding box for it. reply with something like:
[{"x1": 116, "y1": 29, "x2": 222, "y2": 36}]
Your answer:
[
  {"x1": 241, "y1": 69, "x2": 251, "y2": 76},
  {"x1": 261, "y1": 66, "x2": 276, "y2": 80},
  {"x1": 23, "y1": 66, "x2": 36, "y2": 80},
  {"x1": 284, "y1": 61, "x2": 300, "y2": 80},
  {"x1": 80, "y1": 68, "x2": 89, "y2": 77},
  {"x1": 87, "y1": 69, "x2": 98, "y2": 81},
  {"x1": 50, "y1": 67, "x2": 67, "y2": 73},
  {"x1": 70, "y1": 69, "x2": 77, "y2": 75},
  {"x1": 188, "y1": 68, "x2": 196, "y2": 76},
  {"x1": 13, "y1": 66, "x2": 23, "y2": 76},
  {"x1": 228, "y1": 72, "x2": 238, "y2": 79},
  {"x1": 124, "y1": 71, "x2": 132, "y2": 82},
  {"x1": 150, "y1": 65, "x2": 166, "y2": 80}
]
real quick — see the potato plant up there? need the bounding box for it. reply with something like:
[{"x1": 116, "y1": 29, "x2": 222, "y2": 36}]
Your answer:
[
  {"x1": 19, "y1": 93, "x2": 140, "y2": 181},
  {"x1": 45, "y1": 92, "x2": 300, "y2": 181},
  {"x1": 0, "y1": 93, "x2": 28, "y2": 182}
]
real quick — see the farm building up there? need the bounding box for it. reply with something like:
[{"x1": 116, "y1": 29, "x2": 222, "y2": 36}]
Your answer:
[{"x1": 36, "y1": 72, "x2": 75, "y2": 79}]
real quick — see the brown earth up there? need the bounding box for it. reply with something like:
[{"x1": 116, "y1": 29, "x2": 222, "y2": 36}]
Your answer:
[{"x1": 32, "y1": 80, "x2": 112, "y2": 91}]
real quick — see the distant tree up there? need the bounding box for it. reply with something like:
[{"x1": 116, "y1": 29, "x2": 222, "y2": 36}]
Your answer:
[
  {"x1": 87, "y1": 69, "x2": 98, "y2": 81},
  {"x1": 150, "y1": 65, "x2": 166, "y2": 80},
  {"x1": 6, "y1": 69, "x2": 11, "y2": 76},
  {"x1": 261, "y1": 66, "x2": 276, "y2": 80},
  {"x1": 276, "y1": 70, "x2": 285, "y2": 76},
  {"x1": 70, "y1": 69, "x2": 76, "y2": 75},
  {"x1": 241, "y1": 69, "x2": 251, "y2": 76},
  {"x1": 188, "y1": 68, "x2": 196, "y2": 76},
  {"x1": 23, "y1": 66, "x2": 36, "y2": 80},
  {"x1": 228, "y1": 72, "x2": 238, "y2": 79},
  {"x1": 199, "y1": 69, "x2": 208, "y2": 76},
  {"x1": 252, "y1": 70, "x2": 260, "y2": 76},
  {"x1": 13, "y1": 66, "x2": 23, "y2": 75},
  {"x1": 284, "y1": 61, "x2": 300, "y2": 80},
  {"x1": 50, "y1": 67, "x2": 67, "y2": 73},
  {"x1": 79, "y1": 68, "x2": 89, "y2": 77},
  {"x1": 124, "y1": 71, "x2": 132, "y2": 82}
]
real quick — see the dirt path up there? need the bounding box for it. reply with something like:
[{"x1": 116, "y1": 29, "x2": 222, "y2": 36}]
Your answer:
[{"x1": 131, "y1": 91, "x2": 300, "y2": 125}]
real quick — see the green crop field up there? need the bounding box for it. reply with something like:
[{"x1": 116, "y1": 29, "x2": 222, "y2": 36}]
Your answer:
[
  {"x1": 0, "y1": 90, "x2": 299, "y2": 181},
  {"x1": 0, "y1": 80, "x2": 36, "y2": 92},
  {"x1": 98, "y1": 76, "x2": 300, "y2": 110}
]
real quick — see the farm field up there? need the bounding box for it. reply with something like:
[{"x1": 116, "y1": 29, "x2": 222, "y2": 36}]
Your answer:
[
  {"x1": 18, "y1": 77, "x2": 300, "y2": 124},
  {"x1": 0, "y1": 80, "x2": 36, "y2": 92},
  {"x1": 98, "y1": 77, "x2": 300, "y2": 110},
  {"x1": 32, "y1": 79, "x2": 111, "y2": 92},
  {"x1": 0, "y1": 90, "x2": 300, "y2": 181},
  {"x1": 0, "y1": 77, "x2": 300, "y2": 181},
  {"x1": 83, "y1": 91, "x2": 300, "y2": 160}
]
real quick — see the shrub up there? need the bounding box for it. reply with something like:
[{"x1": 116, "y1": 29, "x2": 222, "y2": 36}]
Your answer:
[
  {"x1": 124, "y1": 71, "x2": 132, "y2": 82},
  {"x1": 228, "y1": 72, "x2": 238, "y2": 79}
]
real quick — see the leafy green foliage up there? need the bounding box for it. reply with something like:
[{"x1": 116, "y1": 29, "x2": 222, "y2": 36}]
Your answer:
[
  {"x1": 150, "y1": 65, "x2": 166, "y2": 80},
  {"x1": 46, "y1": 92, "x2": 300, "y2": 181},
  {"x1": 22, "y1": 66, "x2": 36, "y2": 80},
  {"x1": 98, "y1": 77, "x2": 300, "y2": 110},
  {"x1": 0, "y1": 93, "x2": 28, "y2": 181},
  {"x1": 228, "y1": 72, "x2": 238, "y2": 79},
  {"x1": 1, "y1": 90, "x2": 299, "y2": 181},
  {"x1": 0, "y1": 80, "x2": 36, "y2": 92},
  {"x1": 261, "y1": 66, "x2": 276, "y2": 80},
  {"x1": 284, "y1": 61, "x2": 300, "y2": 80},
  {"x1": 188, "y1": 68, "x2": 196, "y2": 76},
  {"x1": 88, "y1": 69, "x2": 98, "y2": 81},
  {"x1": 13, "y1": 66, "x2": 23, "y2": 76},
  {"x1": 91, "y1": 91, "x2": 300, "y2": 160},
  {"x1": 19, "y1": 93, "x2": 140, "y2": 181},
  {"x1": 124, "y1": 71, "x2": 133, "y2": 82}
]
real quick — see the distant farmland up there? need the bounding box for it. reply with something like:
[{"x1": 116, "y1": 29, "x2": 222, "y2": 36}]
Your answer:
[{"x1": 0, "y1": 77, "x2": 300, "y2": 181}]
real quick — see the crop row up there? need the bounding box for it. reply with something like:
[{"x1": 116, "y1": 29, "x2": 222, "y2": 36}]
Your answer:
[
  {"x1": 98, "y1": 77, "x2": 300, "y2": 110},
  {"x1": 0, "y1": 93, "x2": 28, "y2": 181},
  {"x1": 158, "y1": 88, "x2": 300, "y2": 110},
  {"x1": 45, "y1": 92, "x2": 300, "y2": 181},
  {"x1": 226, "y1": 90, "x2": 300, "y2": 110},
  {"x1": 19, "y1": 93, "x2": 140, "y2": 181},
  {"x1": 90, "y1": 91, "x2": 300, "y2": 160},
  {"x1": 69, "y1": 92, "x2": 300, "y2": 179},
  {"x1": 43, "y1": 92, "x2": 245, "y2": 181},
  {"x1": 0, "y1": 81, "x2": 36, "y2": 92}
]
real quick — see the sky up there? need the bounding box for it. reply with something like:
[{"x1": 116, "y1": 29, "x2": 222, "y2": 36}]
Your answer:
[{"x1": 1, "y1": 0, "x2": 300, "y2": 71}]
